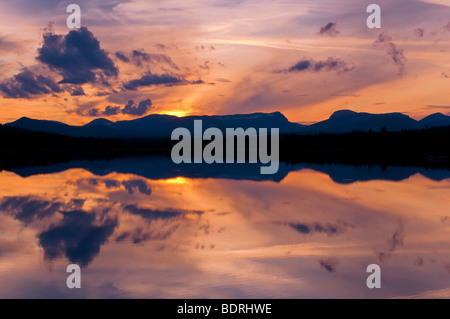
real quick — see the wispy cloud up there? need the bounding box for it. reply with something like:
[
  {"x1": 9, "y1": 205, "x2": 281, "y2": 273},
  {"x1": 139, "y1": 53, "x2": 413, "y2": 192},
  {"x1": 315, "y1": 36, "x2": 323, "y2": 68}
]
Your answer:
[{"x1": 318, "y1": 22, "x2": 340, "y2": 37}]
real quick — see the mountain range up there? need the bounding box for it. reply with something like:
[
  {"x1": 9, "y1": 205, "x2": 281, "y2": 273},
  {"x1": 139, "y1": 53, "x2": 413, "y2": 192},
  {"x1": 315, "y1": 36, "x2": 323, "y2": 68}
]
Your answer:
[{"x1": 4, "y1": 110, "x2": 450, "y2": 139}]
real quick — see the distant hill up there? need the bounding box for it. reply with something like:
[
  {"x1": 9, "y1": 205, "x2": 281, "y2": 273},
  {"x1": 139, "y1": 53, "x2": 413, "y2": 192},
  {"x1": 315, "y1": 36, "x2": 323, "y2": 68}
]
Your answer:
[
  {"x1": 5, "y1": 110, "x2": 450, "y2": 138},
  {"x1": 6, "y1": 112, "x2": 303, "y2": 139},
  {"x1": 304, "y1": 110, "x2": 421, "y2": 134},
  {"x1": 419, "y1": 113, "x2": 450, "y2": 128}
]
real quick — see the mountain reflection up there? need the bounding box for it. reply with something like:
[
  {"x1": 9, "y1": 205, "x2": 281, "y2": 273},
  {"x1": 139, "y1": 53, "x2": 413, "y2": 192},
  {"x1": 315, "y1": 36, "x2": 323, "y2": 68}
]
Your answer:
[{"x1": 8, "y1": 156, "x2": 450, "y2": 184}]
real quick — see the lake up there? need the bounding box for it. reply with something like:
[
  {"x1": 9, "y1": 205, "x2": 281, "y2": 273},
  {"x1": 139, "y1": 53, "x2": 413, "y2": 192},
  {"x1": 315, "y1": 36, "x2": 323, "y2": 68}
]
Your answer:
[{"x1": 1, "y1": 158, "x2": 450, "y2": 298}]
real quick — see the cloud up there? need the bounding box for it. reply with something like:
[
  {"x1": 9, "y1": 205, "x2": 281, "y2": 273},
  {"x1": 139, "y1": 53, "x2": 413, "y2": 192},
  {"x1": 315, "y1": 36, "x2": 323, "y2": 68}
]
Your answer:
[
  {"x1": 103, "y1": 105, "x2": 121, "y2": 115},
  {"x1": 387, "y1": 222, "x2": 404, "y2": 252},
  {"x1": 36, "y1": 27, "x2": 118, "y2": 85},
  {"x1": 115, "y1": 51, "x2": 130, "y2": 63},
  {"x1": 122, "y1": 72, "x2": 185, "y2": 90},
  {"x1": 104, "y1": 179, "x2": 120, "y2": 188},
  {"x1": 38, "y1": 210, "x2": 117, "y2": 267},
  {"x1": 319, "y1": 259, "x2": 338, "y2": 273},
  {"x1": 0, "y1": 196, "x2": 62, "y2": 224},
  {"x1": 414, "y1": 28, "x2": 425, "y2": 37},
  {"x1": 318, "y1": 22, "x2": 340, "y2": 37},
  {"x1": 289, "y1": 221, "x2": 352, "y2": 236},
  {"x1": 122, "y1": 179, "x2": 152, "y2": 195},
  {"x1": 86, "y1": 109, "x2": 99, "y2": 117},
  {"x1": 444, "y1": 21, "x2": 450, "y2": 31},
  {"x1": 287, "y1": 57, "x2": 353, "y2": 73},
  {"x1": 375, "y1": 221, "x2": 405, "y2": 262},
  {"x1": 155, "y1": 43, "x2": 167, "y2": 50},
  {"x1": 115, "y1": 49, "x2": 179, "y2": 70},
  {"x1": 88, "y1": 98, "x2": 152, "y2": 117},
  {"x1": 69, "y1": 86, "x2": 85, "y2": 96},
  {"x1": 115, "y1": 225, "x2": 178, "y2": 244},
  {"x1": 132, "y1": 50, "x2": 179, "y2": 69},
  {"x1": 121, "y1": 99, "x2": 152, "y2": 116},
  {"x1": 0, "y1": 68, "x2": 62, "y2": 98},
  {"x1": 123, "y1": 204, "x2": 203, "y2": 221},
  {"x1": 117, "y1": 204, "x2": 205, "y2": 244},
  {"x1": 374, "y1": 32, "x2": 407, "y2": 74}
]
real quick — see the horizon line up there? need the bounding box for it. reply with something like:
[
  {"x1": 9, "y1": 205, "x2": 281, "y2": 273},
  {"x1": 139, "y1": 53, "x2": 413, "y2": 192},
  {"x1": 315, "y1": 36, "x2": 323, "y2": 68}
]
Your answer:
[{"x1": 1, "y1": 109, "x2": 449, "y2": 127}]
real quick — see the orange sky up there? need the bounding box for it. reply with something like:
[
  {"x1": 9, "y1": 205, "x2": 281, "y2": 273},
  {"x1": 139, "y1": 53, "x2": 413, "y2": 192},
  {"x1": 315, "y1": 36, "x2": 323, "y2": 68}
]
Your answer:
[{"x1": 1, "y1": 0, "x2": 450, "y2": 125}]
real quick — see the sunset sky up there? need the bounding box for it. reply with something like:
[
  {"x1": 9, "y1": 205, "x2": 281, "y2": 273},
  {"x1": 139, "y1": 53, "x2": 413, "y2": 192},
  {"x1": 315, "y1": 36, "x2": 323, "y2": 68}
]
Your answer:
[{"x1": 1, "y1": 0, "x2": 450, "y2": 125}]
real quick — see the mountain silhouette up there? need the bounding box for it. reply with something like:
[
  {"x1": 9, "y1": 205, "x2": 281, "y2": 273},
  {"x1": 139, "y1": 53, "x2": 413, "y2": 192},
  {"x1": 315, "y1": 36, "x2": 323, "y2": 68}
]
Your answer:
[
  {"x1": 6, "y1": 112, "x2": 303, "y2": 138},
  {"x1": 304, "y1": 110, "x2": 421, "y2": 133},
  {"x1": 419, "y1": 113, "x2": 450, "y2": 128},
  {"x1": 5, "y1": 110, "x2": 450, "y2": 138}
]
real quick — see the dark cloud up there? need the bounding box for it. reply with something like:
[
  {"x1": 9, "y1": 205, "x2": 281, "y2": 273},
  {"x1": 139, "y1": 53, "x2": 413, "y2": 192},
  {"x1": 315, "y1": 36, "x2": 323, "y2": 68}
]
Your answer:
[
  {"x1": 0, "y1": 195, "x2": 85, "y2": 225},
  {"x1": 38, "y1": 210, "x2": 117, "y2": 267},
  {"x1": 122, "y1": 179, "x2": 152, "y2": 195},
  {"x1": 191, "y1": 79, "x2": 204, "y2": 85},
  {"x1": 87, "y1": 108, "x2": 100, "y2": 117},
  {"x1": 319, "y1": 259, "x2": 338, "y2": 273},
  {"x1": 122, "y1": 72, "x2": 185, "y2": 90},
  {"x1": 117, "y1": 204, "x2": 204, "y2": 244},
  {"x1": 104, "y1": 179, "x2": 120, "y2": 188},
  {"x1": 103, "y1": 105, "x2": 121, "y2": 115},
  {"x1": 131, "y1": 50, "x2": 150, "y2": 67},
  {"x1": 88, "y1": 98, "x2": 152, "y2": 117},
  {"x1": 124, "y1": 204, "x2": 203, "y2": 221},
  {"x1": 374, "y1": 32, "x2": 407, "y2": 74},
  {"x1": 387, "y1": 222, "x2": 404, "y2": 252},
  {"x1": 289, "y1": 221, "x2": 352, "y2": 237},
  {"x1": 287, "y1": 57, "x2": 353, "y2": 73},
  {"x1": 37, "y1": 27, "x2": 118, "y2": 85},
  {"x1": 318, "y1": 22, "x2": 340, "y2": 37},
  {"x1": 132, "y1": 50, "x2": 179, "y2": 69},
  {"x1": 289, "y1": 60, "x2": 311, "y2": 72},
  {"x1": 115, "y1": 225, "x2": 178, "y2": 244},
  {"x1": 115, "y1": 49, "x2": 179, "y2": 70},
  {"x1": 88, "y1": 178, "x2": 121, "y2": 189},
  {"x1": 0, "y1": 68, "x2": 62, "y2": 98},
  {"x1": 0, "y1": 196, "x2": 62, "y2": 224},
  {"x1": 115, "y1": 51, "x2": 130, "y2": 63},
  {"x1": 121, "y1": 99, "x2": 152, "y2": 116},
  {"x1": 375, "y1": 32, "x2": 392, "y2": 43},
  {"x1": 444, "y1": 21, "x2": 450, "y2": 32},
  {"x1": 414, "y1": 28, "x2": 424, "y2": 37},
  {"x1": 69, "y1": 86, "x2": 85, "y2": 96},
  {"x1": 375, "y1": 221, "x2": 405, "y2": 262}
]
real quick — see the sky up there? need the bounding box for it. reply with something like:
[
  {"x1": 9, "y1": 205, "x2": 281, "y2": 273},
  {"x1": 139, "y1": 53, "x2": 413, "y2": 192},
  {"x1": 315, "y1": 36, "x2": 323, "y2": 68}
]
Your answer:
[{"x1": 0, "y1": 0, "x2": 450, "y2": 125}]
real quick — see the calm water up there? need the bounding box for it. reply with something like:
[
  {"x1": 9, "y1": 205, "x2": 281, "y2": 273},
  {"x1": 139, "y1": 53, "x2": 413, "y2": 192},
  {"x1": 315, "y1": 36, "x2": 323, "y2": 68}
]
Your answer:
[{"x1": 1, "y1": 158, "x2": 450, "y2": 298}]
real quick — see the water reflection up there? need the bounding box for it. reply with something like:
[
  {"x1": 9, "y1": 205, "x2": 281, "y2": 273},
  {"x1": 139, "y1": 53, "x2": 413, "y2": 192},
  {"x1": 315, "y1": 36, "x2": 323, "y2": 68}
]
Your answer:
[
  {"x1": 10, "y1": 157, "x2": 450, "y2": 183},
  {"x1": 0, "y1": 159, "x2": 450, "y2": 298}
]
